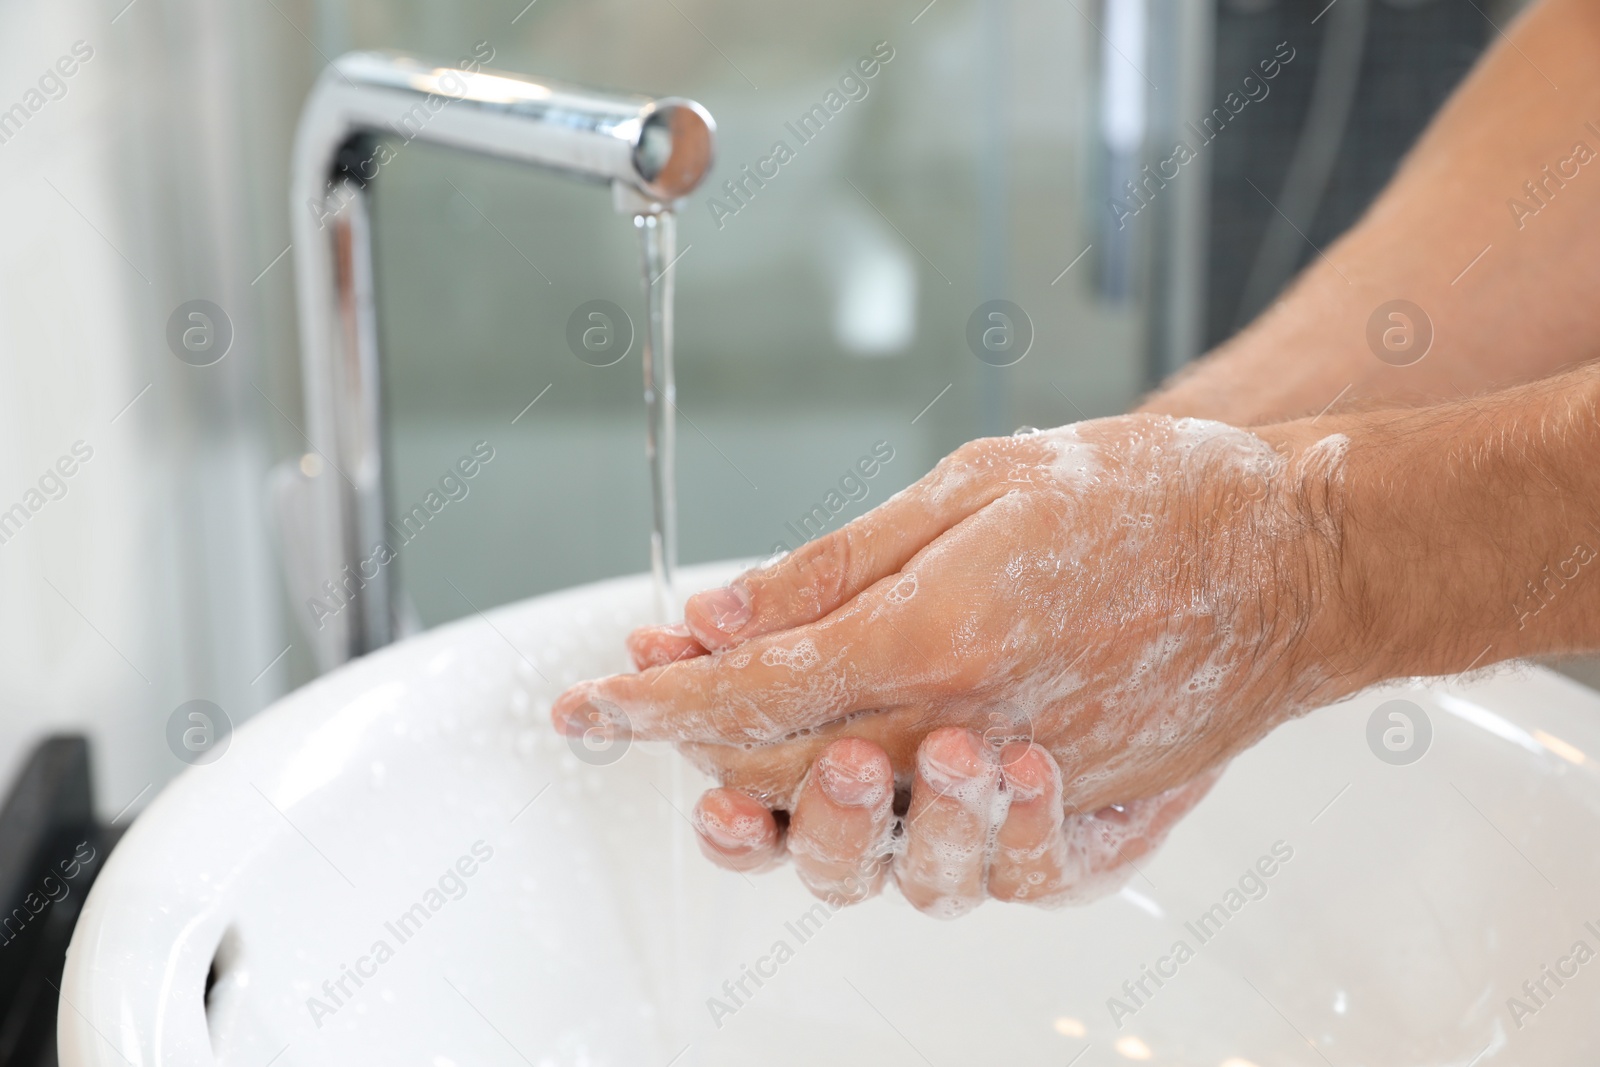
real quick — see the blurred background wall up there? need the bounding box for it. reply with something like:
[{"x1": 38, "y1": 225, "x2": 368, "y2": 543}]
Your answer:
[{"x1": 0, "y1": 0, "x2": 1534, "y2": 817}]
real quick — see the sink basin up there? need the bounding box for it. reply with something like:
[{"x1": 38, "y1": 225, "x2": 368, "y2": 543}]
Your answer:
[{"x1": 60, "y1": 561, "x2": 1600, "y2": 1065}]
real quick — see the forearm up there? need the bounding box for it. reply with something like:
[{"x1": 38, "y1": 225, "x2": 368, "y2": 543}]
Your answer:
[
  {"x1": 1297, "y1": 361, "x2": 1600, "y2": 688},
  {"x1": 1143, "y1": 0, "x2": 1600, "y2": 426}
]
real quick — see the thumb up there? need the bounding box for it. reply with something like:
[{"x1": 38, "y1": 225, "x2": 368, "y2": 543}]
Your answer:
[{"x1": 683, "y1": 440, "x2": 1012, "y2": 651}]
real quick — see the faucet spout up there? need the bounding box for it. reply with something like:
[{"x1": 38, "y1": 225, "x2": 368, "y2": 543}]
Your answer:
[{"x1": 284, "y1": 52, "x2": 715, "y2": 667}]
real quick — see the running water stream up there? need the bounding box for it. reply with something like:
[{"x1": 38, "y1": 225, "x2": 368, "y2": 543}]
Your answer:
[
  {"x1": 635, "y1": 210, "x2": 679, "y2": 623},
  {"x1": 634, "y1": 208, "x2": 694, "y2": 1037}
]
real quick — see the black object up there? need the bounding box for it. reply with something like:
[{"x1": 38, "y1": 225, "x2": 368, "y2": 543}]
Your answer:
[
  {"x1": 1206, "y1": 0, "x2": 1491, "y2": 346},
  {"x1": 0, "y1": 738, "x2": 122, "y2": 1067}
]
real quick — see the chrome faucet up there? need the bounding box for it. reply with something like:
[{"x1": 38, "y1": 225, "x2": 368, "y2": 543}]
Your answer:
[{"x1": 279, "y1": 51, "x2": 715, "y2": 669}]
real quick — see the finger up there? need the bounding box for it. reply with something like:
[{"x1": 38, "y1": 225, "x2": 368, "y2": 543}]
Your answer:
[
  {"x1": 787, "y1": 738, "x2": 895, "y2": 904},
  {"x1": 683, "y1": 440, "x2": 1019, "y2": 651},
  {"x1": 626, "y1": 622, "x2": 708, "y2": 671},
  {"x1": 674, "y1": 708, "x2": 930, "y2": 810},
  {"x1": 551, "y1": 582, "x2": 921, "y2": 745},
  {"x1": 987, "y1": 743, "x2": 1067, "y2": 903},
  {"x1": 691, "y1": 788, "x2": 784, "y2": 873},
  {"x1": 894, "y1": 728, "x2": 1004, "y2": 919},
  {"x1": 1070, "y1": 769, "x2": 1220, "y2": 871},
  {"x1": 1020, "y1": 771, "x2": 1223, "y2": 907}
]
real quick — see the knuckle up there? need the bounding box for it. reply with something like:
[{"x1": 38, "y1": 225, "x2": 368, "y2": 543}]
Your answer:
[
  {"x1": 797, "y1": 861, "x2": 880, "y2": 907},
  {"x1": 989, "y1": 881, "x2": 1022, "y2": 904},
  {"x1": 822, "y1": 528, "x2": 857, "y2": 600},
  {"x1": 739, "y1": 529, "x2": 853, "y2": 626},
  {"x1": 907, "y1": 891, "x2": 968, "y2": 919},
  {"x1": 806, "y1": 881, "x2": 865, "y2": 908},
  {"x1": 929, "y1": 446, "x2": 974, "y2": 488},
  {"x1": 921, "y1": 725, "x2": 978, "y2": 755},
  {"x1": 947, "y1": 438, "x2": 991, "y2": 467},
  {"x1": 948, "y1": 435, "x2": 1013, "y2": 470},
  {"x1": 779, "y1": 530, "x2": 853, "y2": 615},
  {"x1": 820, "y1": 735, "x2": 888, "y2": 777},
  {"x1": 704, "y1": 702, "x2": 757, "y2": 744},
  {"x1": 940, "y1": 654, "x2": 990, "y2": 694},
  {"x1": 716, "y1": 750, "x2": 807, "y2": 807}
]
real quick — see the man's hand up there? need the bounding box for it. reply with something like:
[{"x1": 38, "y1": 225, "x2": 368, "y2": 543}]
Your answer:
[
  {"x1": 554, "y1": 365, "x2": 1600, "y2": 915},
  {"x1": 553, "y1": 414, "x2": 1368, "y2": 913},
  {"x1": 546, "y1": 0, "x2": 1600, "y2": 914}
]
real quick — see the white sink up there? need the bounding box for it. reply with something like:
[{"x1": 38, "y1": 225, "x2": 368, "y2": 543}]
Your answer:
[{"x1": 60, "y1": 561, "x2": 1600, "y2": 1065}]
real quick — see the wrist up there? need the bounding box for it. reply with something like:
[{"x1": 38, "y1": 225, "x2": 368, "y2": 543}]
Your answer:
[
  {"x1": 1241, "y1": 420, "x2": 1377, "y2": 703},
  {"x1": 1274, "y1": 368, "x2": 1600, "y2": 686}
]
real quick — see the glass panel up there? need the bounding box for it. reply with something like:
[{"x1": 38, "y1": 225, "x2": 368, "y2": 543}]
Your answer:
[{"x1": 338, "y1": 0, "x2": 1144, "y2": 626}]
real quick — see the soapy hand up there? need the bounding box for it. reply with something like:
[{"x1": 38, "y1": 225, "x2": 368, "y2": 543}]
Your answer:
[{"x1": 552, "y1": 414, "x2": 1364, "y2": 915}]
